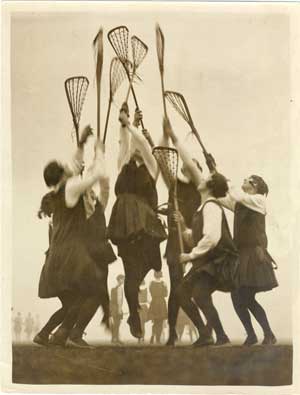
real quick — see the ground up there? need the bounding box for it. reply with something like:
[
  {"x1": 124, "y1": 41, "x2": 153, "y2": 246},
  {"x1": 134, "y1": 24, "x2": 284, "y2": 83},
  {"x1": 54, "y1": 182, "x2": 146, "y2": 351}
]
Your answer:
[{"x1": 12, "y1": 343, "x2": 292, "y2": 386}]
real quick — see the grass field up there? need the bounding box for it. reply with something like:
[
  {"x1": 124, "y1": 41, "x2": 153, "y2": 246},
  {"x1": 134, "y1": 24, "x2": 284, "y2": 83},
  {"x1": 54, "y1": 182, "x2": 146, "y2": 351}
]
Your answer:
[{"x1": 12, "y1": 343, "x2": 292, "y2": 386}]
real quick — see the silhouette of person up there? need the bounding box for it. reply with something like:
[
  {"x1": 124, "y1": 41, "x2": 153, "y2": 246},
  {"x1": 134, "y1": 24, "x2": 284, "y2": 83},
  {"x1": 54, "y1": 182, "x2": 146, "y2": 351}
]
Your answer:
[
  {"x1": 138, "y1": 280, "x2": 149, "y2": 343},
  {"x1": 13, "y1": 312, "x2": 23, "y2": 343},
  {"x1": 24, "y1": 312, "x2": 34, "y2": 341},
  {"x1": 110, "y1": 274, "x2": 125, "y2": 344},
  {"x1": 148, "y1": 271, "x2": 168, "y2": 344}
]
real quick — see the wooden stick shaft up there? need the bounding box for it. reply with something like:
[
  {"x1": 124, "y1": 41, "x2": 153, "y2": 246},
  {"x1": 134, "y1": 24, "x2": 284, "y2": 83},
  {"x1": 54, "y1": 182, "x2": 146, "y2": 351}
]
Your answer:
[
  {"x1": 74, "y1": 122, "x2": 80, "y2": 147},
  {"x1": 173, "y1": 185, "x2": 184, "y2": 254},
  {"x1": 97, "y1": 84, "x2": 101, "y2": 138},
  {"x1": 160, "y1": 73, "x2": 167, "y2": 117},
  {"x1": 103, "y1": 98, "x2": 112, "y2": 145}
]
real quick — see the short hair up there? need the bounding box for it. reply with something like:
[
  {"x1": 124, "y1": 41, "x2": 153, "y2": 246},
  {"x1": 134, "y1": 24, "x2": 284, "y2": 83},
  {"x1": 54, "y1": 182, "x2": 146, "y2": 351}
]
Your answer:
[
  {"x1": 38, "y1": 192, "x2": 54, "y2": 219},
  {"x1": 206, "y1": 172, "x2": 229, "y2": 198},
  {"x1": 43, "y1": 161, "x2": 64, "y2": 187},
  {"x1": 250, "y1": 175, "x2": 269, "y2": 196}
]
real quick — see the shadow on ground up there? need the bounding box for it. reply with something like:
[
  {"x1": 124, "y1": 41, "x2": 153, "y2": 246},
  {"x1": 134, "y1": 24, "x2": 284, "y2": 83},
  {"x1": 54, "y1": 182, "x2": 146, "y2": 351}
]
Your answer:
[{"x1": 12, "y1": 343, "x2": 292, "y2": 386}]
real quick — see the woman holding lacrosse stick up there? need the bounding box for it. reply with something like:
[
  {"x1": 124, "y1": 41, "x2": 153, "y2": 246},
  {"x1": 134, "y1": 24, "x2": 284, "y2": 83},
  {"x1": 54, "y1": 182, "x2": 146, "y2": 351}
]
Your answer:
[
  {"x1": 37, "y1": 130, "x2": 110, "y2": 347},
  {"x1": 159, "y1": 125, "x2": 204, "y2": 346},
  {"x1": 34, "y1": 127, "x2": 92, "y2": 346},
  {"x1": 164, "y1": 117, "x2": 239, "y2": 347},
  {"x1": 108, "y1": 103, "x2": 167, "y2": 339},
  {"x1": 219, "y1": 177, "x2": 278, "y2": 346}
]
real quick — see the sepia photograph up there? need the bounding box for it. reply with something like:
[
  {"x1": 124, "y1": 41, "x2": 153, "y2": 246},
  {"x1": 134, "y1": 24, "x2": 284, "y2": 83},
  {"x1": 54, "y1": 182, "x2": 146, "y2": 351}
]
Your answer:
[{"x1": 1, "y1": 1, "x2": 300, "y2": 393}]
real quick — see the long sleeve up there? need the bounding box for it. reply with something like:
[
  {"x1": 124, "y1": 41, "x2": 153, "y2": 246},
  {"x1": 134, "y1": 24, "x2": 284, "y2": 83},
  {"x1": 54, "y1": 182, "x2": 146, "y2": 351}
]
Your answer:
[
  {"x1": 118, "y1": 125, "x2": 131, "y2": 171},
  {"x1": 218, "y1": 194, "x2": 236, "y2": 212},
  {"x1": 173, "y1": 139, "x2": 204, "y2": 187},
  {"x1": 128, "y1": 125, "x2": 158, "y2": 180},
  {"x1": 188, "y1": 203, "x2": 222, "y2": 261},
  {"x1": 227, "y1": 185, "x2": 266, "y2": 214}
]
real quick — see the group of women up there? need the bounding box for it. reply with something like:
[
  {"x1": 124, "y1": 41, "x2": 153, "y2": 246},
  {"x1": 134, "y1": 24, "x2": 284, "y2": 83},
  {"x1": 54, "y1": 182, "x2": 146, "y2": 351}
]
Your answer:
[{"x1": 34, "y1": 102, "x2": 278, "y2": 348}]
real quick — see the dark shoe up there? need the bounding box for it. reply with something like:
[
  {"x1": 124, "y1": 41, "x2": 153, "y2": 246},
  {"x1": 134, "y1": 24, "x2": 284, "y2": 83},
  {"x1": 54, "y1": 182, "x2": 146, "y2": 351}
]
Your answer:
[
  {"x1": 243, "y1": 333, "x2": 258, "y2": 346},
  {"x1": 193, "y1": 335, "x2": 214, "y2": 347},
  {"x1": 127, "y1": 314, "x2": 142, "y2": 339},
  {"x1": 262, "y1": 333, "x2": 277, "y2": 345},
  {"x1": 67, "y1": 337, "x2": 93, "y2": 349},
  {"x1": 48, "y1": 327, "x2": 69, "y2": 347},
  {"x1": 215, "y1": 335, "x2": 231, "y2": 346},
  {"x1": 33, "y1": 332, "x2": 49, "y2": 346}
]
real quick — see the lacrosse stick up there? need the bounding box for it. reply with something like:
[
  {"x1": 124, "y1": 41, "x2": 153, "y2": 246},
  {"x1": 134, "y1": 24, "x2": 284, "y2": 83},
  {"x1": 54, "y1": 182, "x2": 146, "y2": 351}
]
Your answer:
[
  {"x1": 165, "y1": 90, "x2": 217, "y2": 172},
  {"x1": 152, "y1": 146, "x2": 184, "y2": 254},
  {"x1": 156, "y1": 24, "x2": 167, "y2": 117},
  {"x1": 93, "y1": 27, "x2": 104, "y2": 139},
  {"x1": 124, "y1": 35, "x2": 148, "y2": 103},
  {"x1": 103, "y1": 57, "x2": 127, "y2": 145},
  {"x1": 64, "y1": 76, "x2": 89, "y2": 146},
  {"x1": 108, "y1": 27, "x2": 149, "y2": 135}
]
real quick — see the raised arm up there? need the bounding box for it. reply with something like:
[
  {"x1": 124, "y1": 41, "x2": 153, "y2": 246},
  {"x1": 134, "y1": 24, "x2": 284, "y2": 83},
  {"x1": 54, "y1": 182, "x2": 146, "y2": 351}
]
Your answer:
[
  {"x1": 66, "y1": 125, "x2": 93, "y2": 176},
  {"x1": 65, "y1": 139, "x2": 107, "y2": 208},
  {"x1": 119, "y1": 104, "x2": 158, "y2": 180},
  {"x1": 163, "y1": 117, "x2": 203, "y2": 187},
  {"x1": 228, "y1": 185, "x2": 266, "y2": 214}
]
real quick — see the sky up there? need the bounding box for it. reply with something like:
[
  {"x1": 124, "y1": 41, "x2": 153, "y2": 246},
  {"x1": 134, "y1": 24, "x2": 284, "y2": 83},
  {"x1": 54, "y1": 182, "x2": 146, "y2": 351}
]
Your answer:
[{"x1": 9, "y1": 3, "x2": 293, "y2": 343}]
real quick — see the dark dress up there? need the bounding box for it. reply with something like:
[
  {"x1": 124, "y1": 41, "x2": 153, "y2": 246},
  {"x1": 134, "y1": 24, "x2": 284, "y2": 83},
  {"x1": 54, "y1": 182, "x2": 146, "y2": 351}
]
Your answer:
[
  {"x1": 233, "y1": 203, "x2": 278, "y2": 292},
  {"x1": 38, "y1": 184, "x2": 100, "y2": 298},
  {"x1": 148, "y1": 281, "x2": 168, "y2": 321},
  {"x1": 108, "y1": 160, "x2": 167, "y2": 270},
  {"x1": 83, "y1": 200, "x2": 116, "y2": 267},
  {"x1": 166, "y1": 180, "x2": 201, "y2": 263},
  {"x1": 190, "y1": 200, "x2": 239, "y2": 292}
]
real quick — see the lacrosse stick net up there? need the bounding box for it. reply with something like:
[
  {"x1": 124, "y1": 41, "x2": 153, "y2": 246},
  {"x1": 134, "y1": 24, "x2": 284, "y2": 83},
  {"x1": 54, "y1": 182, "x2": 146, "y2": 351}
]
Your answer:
[
  {"x1": 107, "y1": 26, "x2": 129, "y2": 65},
  {"x1": 65, "y1": 76, "x2": 89, "y2": 146},
  {"x1": 103, "y1": 57, "x2": 128, "y2": 144},
  {"x1": 152, "y1": 146, "x2": 184, "y2": 253},
  {"x1": 165, "y1": 90, "x2": 217, "y2": 171},
  {"x1": 124, "y1": 35, "x2": 148, "y2": 102}
]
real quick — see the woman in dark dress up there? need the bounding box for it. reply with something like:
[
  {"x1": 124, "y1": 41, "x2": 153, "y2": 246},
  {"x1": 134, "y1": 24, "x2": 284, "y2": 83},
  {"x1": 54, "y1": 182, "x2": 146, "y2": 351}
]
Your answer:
[
  {"x1": 164, "y1": 118, "x2": 239, "y2": 347},
  {"x1": 219, "y1": 176, "x2": 278, "y2": 345},
  {"x1": 108, "y1": 104, "x2": 167, "y2": 338},
  {"x1": 148, "y1": 271, "x2": 168, "y2": 344},
  {"x1": 37, "y1": 133, "x2": 109, "y2": 346},
  {"x1": 160, "y1": 123, "x2": 203, "y2": 346},
  {"x1": 34, "y1": 128, "x2": 91, "y2": 346}
]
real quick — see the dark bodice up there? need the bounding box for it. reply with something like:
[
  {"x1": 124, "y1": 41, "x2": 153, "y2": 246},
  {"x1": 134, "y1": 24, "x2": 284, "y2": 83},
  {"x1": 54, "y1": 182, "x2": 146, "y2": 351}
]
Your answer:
[
  {"x1": 234, "y1": 203, "x2": 268, "y2": 248},
  {"x1": 115, "y1": 159, "x2": 158, "y2": 210},
  {"x1": 192, "y1": 200, "x2": 238, "y2": 264},
  {"x1": 50, "y1": 184, "x2": 86, "y2": 245},
  {"x1": 168, "y1": 180, "x2": 201, "y2": 229}
]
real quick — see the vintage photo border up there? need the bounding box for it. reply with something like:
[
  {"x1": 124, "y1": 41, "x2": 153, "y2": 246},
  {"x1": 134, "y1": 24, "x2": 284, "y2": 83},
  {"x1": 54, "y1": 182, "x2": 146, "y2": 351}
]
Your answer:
[{"x1": 1, "y1": 1, "x2": 300, "y2": 394}]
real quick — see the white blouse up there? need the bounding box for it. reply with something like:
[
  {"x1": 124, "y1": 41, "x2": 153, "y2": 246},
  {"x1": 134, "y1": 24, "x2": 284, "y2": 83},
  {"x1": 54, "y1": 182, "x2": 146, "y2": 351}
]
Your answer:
[
  {"x1": 183, "y1": 198, "x2": 223, "y2": 261},
  {"x1": 219, "y1": 184, "x2": 266, "y2": 215}
]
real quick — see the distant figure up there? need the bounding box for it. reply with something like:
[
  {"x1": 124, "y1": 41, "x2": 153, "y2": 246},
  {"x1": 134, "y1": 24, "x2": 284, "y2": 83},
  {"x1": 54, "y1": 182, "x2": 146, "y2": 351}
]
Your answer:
[
  {"x1": 110, "y1": 274, "x2": 125, "y2": 345},
  {"x1": 148, "y1": 271, "x2": 168, "y2": 344},
  {"x1": 34, "y1": 314, "x2": 40, "y2": 334},
  {"x1": 176, "y1": 308, "x2": 198, "y2": 343},
  {"x1": 13, "y1": 312, "x2": 23, "y2": 343},
  {"x1": 24, "y1": 312, "x2": 34, "y2": 341},
  {"x1": 138, "y1": 280, "x2": 149, "y2": 343}
]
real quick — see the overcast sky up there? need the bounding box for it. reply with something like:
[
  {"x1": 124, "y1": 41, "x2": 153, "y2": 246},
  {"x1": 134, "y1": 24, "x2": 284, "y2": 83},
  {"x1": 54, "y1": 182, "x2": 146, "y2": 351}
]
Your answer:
[{"x1": 9, "y1": 3, "x2": 293, "y2": 342}]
